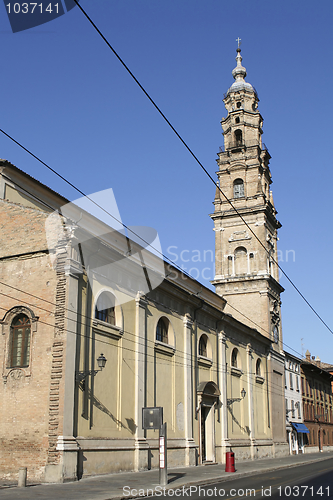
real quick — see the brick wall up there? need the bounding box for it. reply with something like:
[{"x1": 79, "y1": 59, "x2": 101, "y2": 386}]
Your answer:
[{"x1": 0, "y1": 200, "x2": 67, "y2": 481}]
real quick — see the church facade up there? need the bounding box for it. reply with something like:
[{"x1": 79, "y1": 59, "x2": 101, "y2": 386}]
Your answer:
[{"x1": 0, "y1": 48, "x2": 287, "y2": 484}]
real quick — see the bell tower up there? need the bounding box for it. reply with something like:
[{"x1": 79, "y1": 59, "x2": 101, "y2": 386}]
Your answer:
[{"x1": 211, "y1": 46, "x2": 284, "y2": 348}]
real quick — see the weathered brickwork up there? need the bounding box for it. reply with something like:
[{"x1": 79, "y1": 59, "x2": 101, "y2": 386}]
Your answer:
[
  {"x1": 0, "y1": 200, "x2": 49, "y2": 257},
  {"x1": 0, "y1": 200, "x2": 67, "y2": 481},
  {"x1": 47, "y1": 341, "x2": 64, "y2": 465}
]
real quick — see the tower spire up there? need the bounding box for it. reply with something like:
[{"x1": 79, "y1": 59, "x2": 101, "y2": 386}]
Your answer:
[
  {"x1": 227, "y1": 44, "x2": 254, "y2": 95},
  {"x1": 232, "y1": 46, "x2": 247, "y2": 83}
]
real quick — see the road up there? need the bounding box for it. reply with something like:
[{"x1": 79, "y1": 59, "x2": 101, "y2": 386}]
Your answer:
[
  {"x1": 1, "y1": 456, "x2": 332, "y2": 500},
  {"x1": 149, "y1": 459, "x2": 333, "y2": 499}
]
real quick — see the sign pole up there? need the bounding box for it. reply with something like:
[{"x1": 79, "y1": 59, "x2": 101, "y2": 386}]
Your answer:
[{"x1": 159, "y1": 422, "x2": 167, "y2": 486}]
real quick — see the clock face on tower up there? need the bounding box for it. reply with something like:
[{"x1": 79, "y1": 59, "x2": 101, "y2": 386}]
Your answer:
[{"x1": 273, "y1": 326, "x2": 279, "y2": 344}]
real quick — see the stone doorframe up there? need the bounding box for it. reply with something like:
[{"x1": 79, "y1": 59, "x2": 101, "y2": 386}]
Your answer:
[{"x1": 197, "y1": 381, "x2": 220, "y2": 464}]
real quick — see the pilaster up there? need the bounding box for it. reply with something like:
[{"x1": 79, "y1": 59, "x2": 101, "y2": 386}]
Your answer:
[
  {"x1": 134, "y1": 292, "x2": 148, "y2": 471},
  {"x1": 218, "y1": 331, "x2": 230, "y2": 459},
  {"x1": 45, "y1": 231, "x2": 82, "y2": 483},
  {"x1": 183, "y1": 313, "x2": 194, "y2": 465},
  {"x1": 246, "y1": 343, "x2": 255, "y2": 458}
]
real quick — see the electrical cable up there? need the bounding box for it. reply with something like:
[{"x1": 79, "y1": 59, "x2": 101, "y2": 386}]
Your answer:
[
  {"x1": 69, "y1": 0, "x2": 332, "y2": 336},
  {"x1": 1, "y1": 277, "x2": 325, "y2": 399},
  {"x1": 0, "y1": 276, "x2": 305, "y2": 366}
]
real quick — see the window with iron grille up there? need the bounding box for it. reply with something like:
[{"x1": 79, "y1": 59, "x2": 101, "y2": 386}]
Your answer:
[
  {"x1": 231, "y1": 348, "x2": 238, "y2": 368},
  {"x1": 10, "y1": 314, "x2": 31, "y2": 368},
  {"x1": 156, "y1": 317, "x2": 168, "y2": 344},
  {"x1": 233, "y1": 178, "x2": 244, "y2": 198},
  {"x1": 198, "y1": 335, "x2": 208, "y2": 357},
  {"x1": 95, "y1": 292, "x2": 115, "y2": 325}
]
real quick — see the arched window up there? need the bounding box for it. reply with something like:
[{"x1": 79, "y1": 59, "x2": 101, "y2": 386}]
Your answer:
[
  {"x1": 256, "y1": 359, "x2": 261, "y2": 376},
  {"x1": 156, "y1": 317, "x2": 168, "y2": 344},
  {"x1": 198, "y1": 335, "x2": 208, "y2": 357},
  {"x1": 95, "y1": 292, "x2": 115, "y2": 325},
  {"x1": 234, "y1": 246, "x2": 247, "y2": 275},
  {"x1": 10, "y1": 314, "x2": 31, "y2": 368},
  {"x1": 231, "y1": 348, "x2": 238, "y2": 368},
  {"x1": 233, "y1": 178, "x2": 244, "y2": 198},
  {"x1": 235, "y1": 129, "x2": 242, "y2": 146}
]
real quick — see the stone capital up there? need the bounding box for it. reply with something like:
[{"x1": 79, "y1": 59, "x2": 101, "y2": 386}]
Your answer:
[
  {"x1": 135, "y1": 292, "x2": 147, "y2": 307},
  {"x1": 183, "y1": 313, "x2": 193, "y2": 328}
]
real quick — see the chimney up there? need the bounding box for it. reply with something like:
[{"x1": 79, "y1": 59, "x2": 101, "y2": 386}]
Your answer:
[{"x1": 305, "y1": 350, "x2": 311, "y2": 361}]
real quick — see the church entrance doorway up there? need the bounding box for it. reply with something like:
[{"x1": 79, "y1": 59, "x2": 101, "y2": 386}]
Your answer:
[
  {"x1": 200, "y1": 402, "x2": 215, "y2": 463},
  {"x1": 197, "y1": 381, "x2": 220, "y2": 464}
]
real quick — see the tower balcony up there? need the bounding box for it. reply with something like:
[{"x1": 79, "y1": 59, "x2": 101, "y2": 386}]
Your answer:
[{"x1": 219, "y1": 141, "x2": 268, "y2": 153}]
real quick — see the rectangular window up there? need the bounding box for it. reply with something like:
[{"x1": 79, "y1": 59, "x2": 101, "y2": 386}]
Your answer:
[
  {"x1": 301, "y1": 377, "x2": 305, "y2": 396},
  {"x1": 10, "y1": 316, "x2": 31, "y2": 368},
  {"x1": 296, "y1": 375, "x2": 300, "y2": 392},
  {"x1": 291, "y1": 400, "x2": 295, "y2": 418},
  {"x1": 290, "y1": 372, "x2": 293, "y2": 390}
]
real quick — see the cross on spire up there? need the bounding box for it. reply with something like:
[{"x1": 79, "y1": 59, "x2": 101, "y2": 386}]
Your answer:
[{"x1": 236, "y1": 37, "x2": 241, "y2": 49}]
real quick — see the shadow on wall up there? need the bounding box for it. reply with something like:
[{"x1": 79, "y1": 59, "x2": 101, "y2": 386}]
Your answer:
[
  {"x1": 227, "y1": 405, "x2": 251, "y2": 436},
  {"x1": 83, "y1": 385, "x2": 137, "y2": 434}
]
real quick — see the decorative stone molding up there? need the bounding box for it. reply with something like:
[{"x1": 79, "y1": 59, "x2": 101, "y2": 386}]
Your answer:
[
  {"x1": 154, "y1": 340, "x2": 175, "y2": 357},
  {"x1": 198, "y1": 355, "x2": 213, "y2": 368},
  {"x1": 135, "y1": 292, "x2": 147, "y2": 308},
  {"x1": 183, "y1": 313, "x2": 193, "y2": 328},
  {"x1": 228, "y1": 230, "x2": 251, "y2": 242},
  {"x1": 231, "y1": 367, "x2": 242, "y2": 377},
  {"x1": 1, "y1": 305, "x2": 39, "y2": 381},
  {"x1": 255, "y1": 375, "x2": 265, "y2": 384},
  {"x1": 92, "y1": 320, "x2": 123, "y2": 340},
  {"x1": 56, "y1": 436, "x2": 79, "y2": 452}
]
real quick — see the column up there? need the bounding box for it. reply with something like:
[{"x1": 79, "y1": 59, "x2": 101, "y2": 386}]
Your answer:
[
  {"x1": 45, "y1": 231, "x2": 82, "y2": 483},
  {"x1": 246, "y1": 343, "x2": 255, "y2": 458},
  {"x1": 183, "y1": 313, "x2": 194, "y2": 466},
  {"x1": 134, "y1": 292, "x2": 148, "y2": 471},
  {"x1": 218, "y1": 331, "x2": 230, "y2": 461}
]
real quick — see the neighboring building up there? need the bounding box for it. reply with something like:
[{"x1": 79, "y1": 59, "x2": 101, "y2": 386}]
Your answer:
[
  {"x1": 284, "y1": 351, "x2": 308, "y2": 454},
  {"x1": 301, "y1": 351, "x2": 333, "y2": 453},
  {"x1": 211, "y1": 47, "x2": 287, "y2": 455},
  {"x1": 0, "y1": 47, "x2": 289, "y2": 484}
]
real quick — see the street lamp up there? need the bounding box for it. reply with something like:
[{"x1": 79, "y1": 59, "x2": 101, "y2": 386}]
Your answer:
[
  {"x1": 76, "y1": 353, "x2": 107, "y2": 382},
  {"x1": 227, "y1": 388, "x2": 246, "y2": 406}
]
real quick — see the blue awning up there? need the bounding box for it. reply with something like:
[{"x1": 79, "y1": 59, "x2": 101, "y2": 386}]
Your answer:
[{"x1": 291, "y1": 423, "x2": 310, "y2": 434}]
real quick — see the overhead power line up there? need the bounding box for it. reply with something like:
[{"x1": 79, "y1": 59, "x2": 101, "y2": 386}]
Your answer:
[
  {"x1": 0, "y1": 3, "x2": 331, "y2": 341},
  {"x1": 0, "y1": 282, "x2": 291, "y2": 398},
  {"x1": 70, "y1": 0, "x2": 333, "y2": 336},
  {"x1": 0, "y1": 277, "x2": 307, "y2": 369}
]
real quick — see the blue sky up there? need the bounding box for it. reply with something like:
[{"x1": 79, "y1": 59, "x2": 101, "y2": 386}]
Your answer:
[{"x1": 0, "y1": 0, "x2": 332, "y2": 364}]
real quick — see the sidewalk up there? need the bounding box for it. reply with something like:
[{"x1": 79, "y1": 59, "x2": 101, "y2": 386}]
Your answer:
[{"x1": 0, "y1": 451, "x2": 332, "y2": 500}]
